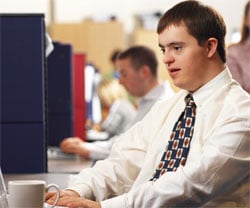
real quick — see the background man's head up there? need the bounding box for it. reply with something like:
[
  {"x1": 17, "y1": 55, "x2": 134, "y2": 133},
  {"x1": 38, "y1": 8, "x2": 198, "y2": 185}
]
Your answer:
[{"x1": 116, "y1": 46, "x2": 159, "y2": 97}]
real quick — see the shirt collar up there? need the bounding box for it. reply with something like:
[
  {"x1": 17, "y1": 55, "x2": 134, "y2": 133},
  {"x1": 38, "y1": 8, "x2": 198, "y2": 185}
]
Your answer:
[{"x1": 191, "y1": 67, "x2": 232, "y2": 108}]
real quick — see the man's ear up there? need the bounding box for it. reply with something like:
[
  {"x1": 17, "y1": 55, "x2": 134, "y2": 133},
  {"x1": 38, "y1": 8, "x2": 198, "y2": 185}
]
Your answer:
[
  {"x1": 206, "y1": 37, "x2": 218, "y2": 58},
  {"x1": 139, "y1": 65, "x2": 151, "y2": 78}
]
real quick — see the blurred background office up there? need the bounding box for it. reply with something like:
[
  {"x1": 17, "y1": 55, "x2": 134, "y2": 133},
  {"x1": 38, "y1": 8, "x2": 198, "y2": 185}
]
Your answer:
[{"x1": 0, "y1": 0, "x2": 249, "y2": 174}]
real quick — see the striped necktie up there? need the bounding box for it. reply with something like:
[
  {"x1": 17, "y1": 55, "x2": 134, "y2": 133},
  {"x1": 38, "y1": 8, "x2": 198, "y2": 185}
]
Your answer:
[{"x1": 150, "y1": 94, "x2": 196, "y2": 181}]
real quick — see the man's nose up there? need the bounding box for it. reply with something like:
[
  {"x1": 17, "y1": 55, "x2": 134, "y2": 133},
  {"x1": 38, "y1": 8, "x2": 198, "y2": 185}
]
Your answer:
[{"x1": 163, "y1": 52, "x2": 174, "y2": 66}]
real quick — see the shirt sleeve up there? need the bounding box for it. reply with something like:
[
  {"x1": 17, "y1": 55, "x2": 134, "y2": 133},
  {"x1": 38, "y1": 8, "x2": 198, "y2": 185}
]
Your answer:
[{"x1": 66, "y1": 123, "x2": 149, "y2": 200}]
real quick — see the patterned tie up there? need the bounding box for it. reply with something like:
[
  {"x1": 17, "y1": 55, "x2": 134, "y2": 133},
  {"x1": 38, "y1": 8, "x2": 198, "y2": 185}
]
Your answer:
[{"x1": 150, "y1": 94, "x2": 196, "y2": 181}]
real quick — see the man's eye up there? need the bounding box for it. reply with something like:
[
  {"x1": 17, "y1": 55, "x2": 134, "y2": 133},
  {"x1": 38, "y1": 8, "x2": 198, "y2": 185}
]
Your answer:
[
  {"x1": 160, "y1": 48, "x2": 165, "y2": 53},
  {"x1": 174, "y1": 45, "x2": 182, "y2": 51}
]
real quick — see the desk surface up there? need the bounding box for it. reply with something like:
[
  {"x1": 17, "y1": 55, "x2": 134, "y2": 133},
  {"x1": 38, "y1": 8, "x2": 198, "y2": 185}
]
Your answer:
[
  {"x1": 48, "y1": 157, "x2": 94, "y2": 173},
  {"x1": 4, "y1": 173, "x2": 71, "y2": 189},
  {"x1": 4, "y1": 157, "x2": 94, "y2": 190}
]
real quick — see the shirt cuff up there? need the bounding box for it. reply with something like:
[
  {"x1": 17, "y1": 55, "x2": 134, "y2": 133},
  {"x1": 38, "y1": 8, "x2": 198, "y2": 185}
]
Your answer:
[{"x1": 101, "y1": 194, "x2": 127, "y2": 208}]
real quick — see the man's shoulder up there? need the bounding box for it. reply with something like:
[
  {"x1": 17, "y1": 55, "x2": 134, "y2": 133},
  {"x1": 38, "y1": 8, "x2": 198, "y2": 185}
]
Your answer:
[{"x1": 154, "y1": 81, "x2": 176, "y2": 100}]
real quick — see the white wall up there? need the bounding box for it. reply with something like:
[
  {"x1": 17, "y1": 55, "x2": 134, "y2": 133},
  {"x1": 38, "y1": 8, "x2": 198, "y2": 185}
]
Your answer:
[
  {"x1": 0, "y1": 0, "x2": 248, "y2": 44},
  {"x1": 0, "y1": 0, "x2": 50, "y2": 20}
]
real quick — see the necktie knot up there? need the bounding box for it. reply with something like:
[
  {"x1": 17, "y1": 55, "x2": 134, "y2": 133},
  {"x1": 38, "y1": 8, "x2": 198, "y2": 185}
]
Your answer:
[{"x1": 185, "y1": 94, "x2": 196, "y2": 108}]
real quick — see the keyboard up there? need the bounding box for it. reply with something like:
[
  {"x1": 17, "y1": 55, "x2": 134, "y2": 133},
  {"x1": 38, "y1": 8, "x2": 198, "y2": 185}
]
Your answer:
[{"x1": 47, "y1": 146, "x2": 77, "y2": 160}]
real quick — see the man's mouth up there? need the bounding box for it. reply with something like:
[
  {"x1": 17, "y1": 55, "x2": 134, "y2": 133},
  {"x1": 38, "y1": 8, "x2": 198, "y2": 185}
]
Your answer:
[{"x1": 168, "y1": 68, "x2": 180, "y2": 76}]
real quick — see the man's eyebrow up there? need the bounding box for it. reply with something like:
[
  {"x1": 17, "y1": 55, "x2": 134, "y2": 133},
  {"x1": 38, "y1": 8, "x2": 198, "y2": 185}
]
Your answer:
[
  {"x1": 158, "y1": 43, "x2": 164, "y2": 48},
  {"x1": 159, "y1": 42, "x2": 184, "y2": 48}
]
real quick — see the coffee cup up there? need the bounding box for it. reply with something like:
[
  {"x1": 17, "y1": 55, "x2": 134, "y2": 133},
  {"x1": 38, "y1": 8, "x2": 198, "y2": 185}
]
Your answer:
[{"x1": 8, "y1": 180, "x2": 60, "y2": 208}]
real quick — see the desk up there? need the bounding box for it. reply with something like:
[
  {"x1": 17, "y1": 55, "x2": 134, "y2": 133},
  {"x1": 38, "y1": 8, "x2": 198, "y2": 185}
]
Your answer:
[
  {"x1": 48, "y1": 157, "x2": 94, "y2": 173},
  {"x1": 4, "y1": 173, "x2": 71, "y2": 189},
  {"x1": 4, "y1": 158, "x2": 94, "y2": 189}
]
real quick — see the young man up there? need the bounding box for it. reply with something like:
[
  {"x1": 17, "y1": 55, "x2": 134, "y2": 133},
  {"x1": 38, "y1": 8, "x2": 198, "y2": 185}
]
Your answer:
[{"x1": 46, "y1": 1, "x2": 250, "y2": 207}]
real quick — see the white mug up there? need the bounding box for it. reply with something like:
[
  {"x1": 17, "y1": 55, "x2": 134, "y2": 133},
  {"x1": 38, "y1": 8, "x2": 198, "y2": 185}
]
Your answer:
[{"x1": 8, "y1": 180, "x2": 60, "y2": 208}]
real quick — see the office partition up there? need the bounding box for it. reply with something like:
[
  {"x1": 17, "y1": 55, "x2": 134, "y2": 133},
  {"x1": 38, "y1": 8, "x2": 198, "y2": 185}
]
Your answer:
[
  {"x1": 47, "y1": 42, "x2": 74, "y2": 147},
  {"x1": 0, "y1": 14, "x2": 47, "y2": 173}
]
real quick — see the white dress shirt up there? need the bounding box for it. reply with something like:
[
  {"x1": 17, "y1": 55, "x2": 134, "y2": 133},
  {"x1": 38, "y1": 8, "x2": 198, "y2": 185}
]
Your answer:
[{"x1": 67, "y1": 68, "x2": 250, "y2": 207}]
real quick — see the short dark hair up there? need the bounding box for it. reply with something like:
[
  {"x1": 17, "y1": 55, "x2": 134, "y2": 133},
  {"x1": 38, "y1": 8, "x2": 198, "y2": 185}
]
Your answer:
[
  {"x1": 110, "y1": 49, "x2": 122, "y2": 64},
  {"x1": 117, "y1": 46, "x2": 158, "y2": 76},
  {"x1": 157, "y1": 0, "x2": 226, "y2": 63}
]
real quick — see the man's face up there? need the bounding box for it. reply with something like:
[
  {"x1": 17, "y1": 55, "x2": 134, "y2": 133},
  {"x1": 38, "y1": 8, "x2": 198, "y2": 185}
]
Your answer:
[
  {"x1": 158, "y1": 24, "x2": 210, "y2": 92},
  {"x1": 116, "y1": 57, "x2": 145, "y2": 97}
]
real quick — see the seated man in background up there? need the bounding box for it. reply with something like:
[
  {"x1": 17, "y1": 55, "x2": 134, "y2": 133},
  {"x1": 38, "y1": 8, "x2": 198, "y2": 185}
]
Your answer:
[
  {"x1": 60, "y1": 45, "x2": 175, "y2": 160},
  {"x1": 60, "y1": 78, "x2": 137, "y2": 160},
  {"x1": 46, "y1": 1, "x2": 250, "y2": 207},
  {"x1": 116, "y1": 45, "x2": 175, "y2": 123}
]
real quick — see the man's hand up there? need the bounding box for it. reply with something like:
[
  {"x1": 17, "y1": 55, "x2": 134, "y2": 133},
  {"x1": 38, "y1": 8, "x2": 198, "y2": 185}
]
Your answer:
[
  {"x1": 62, "y1": 197, "x2": 101, "y2": 208},
  {"x1": 45, "y1": 189, "x2": 79, "y2": 206},
  {"x1": 60, "y1": 137, "x2": 83, "y2": 154},
  {"x1": 45, "y1": 189, "x2": 101, "y2": 208}
]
